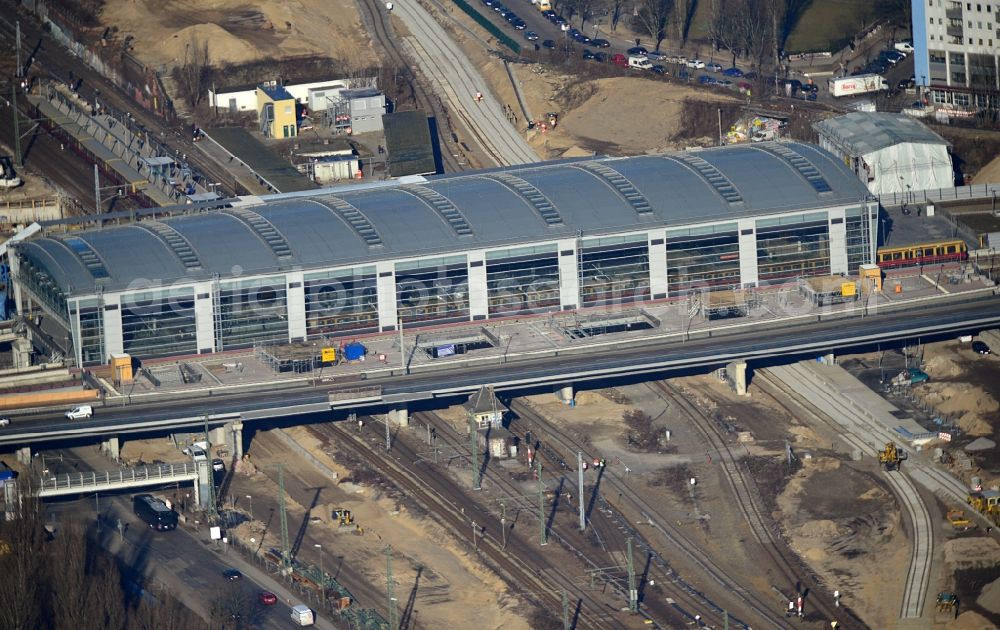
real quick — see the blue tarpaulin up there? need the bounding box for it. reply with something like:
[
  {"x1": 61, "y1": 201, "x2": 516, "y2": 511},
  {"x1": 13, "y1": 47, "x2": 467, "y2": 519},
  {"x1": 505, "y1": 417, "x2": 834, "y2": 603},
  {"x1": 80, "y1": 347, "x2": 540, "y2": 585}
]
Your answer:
[{"x1": 343, "y1": 342, "x2": 366, "y2": 361}]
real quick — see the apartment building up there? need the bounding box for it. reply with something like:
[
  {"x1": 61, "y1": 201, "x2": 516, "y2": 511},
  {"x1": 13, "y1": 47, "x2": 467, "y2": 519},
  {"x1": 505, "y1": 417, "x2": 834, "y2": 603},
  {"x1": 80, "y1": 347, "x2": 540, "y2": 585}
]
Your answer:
[{"x1": 913, "y1": 0, "x2": 1000, "y2": 109}]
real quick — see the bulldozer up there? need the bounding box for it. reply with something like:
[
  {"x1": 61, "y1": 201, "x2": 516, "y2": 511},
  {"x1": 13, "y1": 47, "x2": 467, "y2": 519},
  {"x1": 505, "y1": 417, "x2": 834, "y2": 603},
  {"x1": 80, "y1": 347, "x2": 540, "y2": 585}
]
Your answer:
[
  {"x1": 877, "y1": 442, "x2": 903, "y2": 471},
  {"x1": 333, "y1": 509, "x2": 354, "y2": 527}
]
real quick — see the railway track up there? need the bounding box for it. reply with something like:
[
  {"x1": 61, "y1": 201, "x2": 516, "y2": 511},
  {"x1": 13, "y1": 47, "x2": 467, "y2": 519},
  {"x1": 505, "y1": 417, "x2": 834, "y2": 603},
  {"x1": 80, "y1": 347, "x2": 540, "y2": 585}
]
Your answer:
[
  {"x1": 414, "y1": 409, "x2": 728, "y2": 628},
  {"x1": 649, "y1": 380, "x2": 865, "y2": 628},
  {"x1": 390, "y1": 0, "x2": 538, "y2": 166},
  {"x1": 756, "y1": 365, "x2": 932, "y2": 620},
  {"x1": 311, "y1": 418, "x2": 628, "y2": 629},
  {"x1": 508, "y1": 397, "x2": 802, "y2": 629},
  {"x1": 353, "y1": 0, "x2": 471, "y2": 173}
]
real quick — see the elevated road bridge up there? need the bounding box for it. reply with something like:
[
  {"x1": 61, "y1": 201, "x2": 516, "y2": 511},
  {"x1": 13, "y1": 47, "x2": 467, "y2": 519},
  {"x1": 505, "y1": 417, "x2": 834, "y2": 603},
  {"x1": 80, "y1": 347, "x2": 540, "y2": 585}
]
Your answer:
[{"x1": 2, "y1": 293, "x2": 999, "y2": 455}]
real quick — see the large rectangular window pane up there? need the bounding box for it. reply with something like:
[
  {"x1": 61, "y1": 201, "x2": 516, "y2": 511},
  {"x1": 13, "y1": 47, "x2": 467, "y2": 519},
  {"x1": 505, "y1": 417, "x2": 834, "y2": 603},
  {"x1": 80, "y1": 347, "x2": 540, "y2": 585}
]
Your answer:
[
  {"x1": 845, "y1": 207, "x2": 874, "y2": 272},
  {"x1": 395, "y1": 258, "x2": 469, "y2": 326},
  {"x1": 78, "y1": 301, "x2": 104, "y2": 366},
  {"x1": 486, "y1": 250, "x2": 560, "y2": 316},
  {"x1": 580, "y1": 241, "x2": 650, "y2": 307},
  {"x1": 121, "y1": 291, "x2": 197, "y2": 359},
  {"x1": 217, "y1": 279, "x2": 288, "y2": 350},
  {"x1": 756, "y1": 219, "x2": 831, "y2": 284},
  {"x1": 304, "y1": 269, "x2": 378, "y2": 337},
  {"x1": 666, "y1": 231, "x2": 741, "y2": 296}
]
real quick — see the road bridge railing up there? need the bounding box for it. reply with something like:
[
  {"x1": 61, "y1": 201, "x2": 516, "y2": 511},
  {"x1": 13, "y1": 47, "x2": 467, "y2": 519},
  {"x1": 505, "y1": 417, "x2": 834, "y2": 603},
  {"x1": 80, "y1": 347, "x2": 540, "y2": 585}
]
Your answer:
[{"x1": 37, "y1": 462, "x2": 199, "y2": 497}]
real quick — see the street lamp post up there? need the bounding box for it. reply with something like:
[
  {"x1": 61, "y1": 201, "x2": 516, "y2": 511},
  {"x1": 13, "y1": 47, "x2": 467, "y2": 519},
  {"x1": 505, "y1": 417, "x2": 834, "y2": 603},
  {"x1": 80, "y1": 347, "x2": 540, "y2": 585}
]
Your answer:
[
  {"x1": 315, "y1": 543, "x2": 325, "y2": 603},
  {"x1": 246, "y1": 495, "x2": 253, "y2": 521}
]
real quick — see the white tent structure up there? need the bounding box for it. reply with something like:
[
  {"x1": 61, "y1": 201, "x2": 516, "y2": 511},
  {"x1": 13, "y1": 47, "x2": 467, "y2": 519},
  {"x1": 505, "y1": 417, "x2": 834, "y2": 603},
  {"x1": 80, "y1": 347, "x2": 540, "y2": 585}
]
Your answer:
[{"x1": 813, "y1": 112, "x2": 953, "y2": 196}]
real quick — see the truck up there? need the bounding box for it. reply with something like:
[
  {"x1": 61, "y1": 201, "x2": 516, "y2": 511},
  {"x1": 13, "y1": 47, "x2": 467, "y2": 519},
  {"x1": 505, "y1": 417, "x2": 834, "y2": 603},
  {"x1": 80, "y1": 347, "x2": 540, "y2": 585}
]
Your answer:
[
  {"x1": 628, "y1": 55, "x2": 652, "y2": 70},
  {"x1": 290, "y1": 604, "x2": 315, "y2": 626},
  {"x1": 827, "y1": 74, "x2": 889, "y2": 97},
  {"x1": 132, "y1": 494, "x2": 178, "y2": 531}
]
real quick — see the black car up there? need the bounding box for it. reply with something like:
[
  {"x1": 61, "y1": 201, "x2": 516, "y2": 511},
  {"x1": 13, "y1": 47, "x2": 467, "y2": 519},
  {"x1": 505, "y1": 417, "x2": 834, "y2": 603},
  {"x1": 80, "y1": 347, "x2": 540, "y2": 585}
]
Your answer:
[
  {"x1": 582, "y1": 49, "x2": 596, "y2": 60},
  {"x1": 542, "y1": 39, "x2": 556, "y2": 49},
  {"x1": 591, "y1": 38, "x2": 610, "y2": 48},
  {"x1": 594, "y1": 51, "x2": 609, "y2": 62},
  {"x1": 972, "y1": 340, "x2": 992, "y2": 355},
  {"x1": 513, "y1": 19, "x2": 527, "y2": 29},
  {"x1": 541, "y1": 9, "x2": 555, "y2": 18},
  {"x1": 627, "y1": 46, "x2": 648, "y2": 55},
  {"x1": 650, "y1": 64, "x2": 667, "y2": 75},
  {"x1": 223, "y1": 569, "x2": 242, "y2": 581}
]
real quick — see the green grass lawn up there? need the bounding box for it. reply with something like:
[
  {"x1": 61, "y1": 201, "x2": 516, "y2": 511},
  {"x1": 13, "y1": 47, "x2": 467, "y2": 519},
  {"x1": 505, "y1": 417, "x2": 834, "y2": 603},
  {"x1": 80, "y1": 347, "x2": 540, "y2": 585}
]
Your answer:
[
  {"x1": 682, "y1": 0, "x2": 876, "y2": 54},
  {"x1": 785, "y1": 0, "x2": 878, "y2": 53}
]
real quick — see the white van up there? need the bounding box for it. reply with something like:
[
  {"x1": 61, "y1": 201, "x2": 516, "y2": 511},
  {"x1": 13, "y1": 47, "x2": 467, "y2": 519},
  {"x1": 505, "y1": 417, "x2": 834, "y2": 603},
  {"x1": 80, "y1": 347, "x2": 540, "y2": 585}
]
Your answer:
[
  {"x1": 628, "y1": 55, "x2": 652, "y2": 70},
  {"x1": 65, "y1": 405, "x2": 94, "y2": 420},
  {"x1": 290, "y1": 604, "x2": 314, "y2": 626}
]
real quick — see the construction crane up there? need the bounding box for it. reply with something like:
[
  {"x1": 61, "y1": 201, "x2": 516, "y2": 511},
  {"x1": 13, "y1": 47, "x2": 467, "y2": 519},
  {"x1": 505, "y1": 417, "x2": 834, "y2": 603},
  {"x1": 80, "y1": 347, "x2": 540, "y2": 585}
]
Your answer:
[{"x1": 877, "y1": 442, "x2": 902, "y2": 471}]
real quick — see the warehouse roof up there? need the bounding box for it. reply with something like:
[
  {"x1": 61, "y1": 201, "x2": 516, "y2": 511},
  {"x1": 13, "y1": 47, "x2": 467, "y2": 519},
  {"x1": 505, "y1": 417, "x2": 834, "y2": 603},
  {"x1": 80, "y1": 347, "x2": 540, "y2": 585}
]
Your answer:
[
  {"x1": 19, "y1": 141, "x2": 872, "y2": 296},
  {"x1": 813, "y1": 112, "x2": 950, "y2": 157}
]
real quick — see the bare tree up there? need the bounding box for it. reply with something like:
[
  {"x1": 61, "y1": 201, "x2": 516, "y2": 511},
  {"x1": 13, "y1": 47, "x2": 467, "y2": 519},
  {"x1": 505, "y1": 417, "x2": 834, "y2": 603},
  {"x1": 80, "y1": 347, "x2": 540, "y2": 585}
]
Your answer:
[
  {"x1": 608, "y1": 0, "x2": 627, "y2": 31},
  {"x1": 575, "y1": 0, "x2": 600, "y2": 29},
  {"x1": 0, "y1": 493, "x2": 46, "y2": 630},
  {"x1": 632, "y1": 0, "x2": 675, "y2": 50},
  {"x1": 674, "y1": 0, "x2": 699, "y2": 43},
  {"x1": 175, "y1": 37, "x2": 211, "y2": 107},
  {"x1": 707, "y1": 0, "x2": 741, "y2": 68}
]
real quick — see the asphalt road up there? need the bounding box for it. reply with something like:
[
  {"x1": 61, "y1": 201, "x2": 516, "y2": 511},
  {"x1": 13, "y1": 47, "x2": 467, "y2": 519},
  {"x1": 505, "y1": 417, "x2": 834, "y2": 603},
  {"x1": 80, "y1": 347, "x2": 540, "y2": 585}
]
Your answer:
[
  {"x1": 40, "y1": 452, "x2": 309, "y2": 629},
  {"x1": 3, "y1": 292, "x2": 999, "y2": 445}
]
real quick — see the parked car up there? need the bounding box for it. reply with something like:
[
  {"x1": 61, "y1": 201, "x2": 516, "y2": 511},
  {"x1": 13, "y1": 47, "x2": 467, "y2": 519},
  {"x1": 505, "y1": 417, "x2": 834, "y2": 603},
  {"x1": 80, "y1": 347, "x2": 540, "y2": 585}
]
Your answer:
[
  {"x1": 513, "y1": 19, "x2": 527, "y2": 29},
  {"x1": 223, "y1": 569, "x2": 242, "y2": 581},
  {"x1": 612, "y1": 53, "x2": 628, "y2": 67},
  {"x1": 212, "y1": 458, "x2": 226, "y2": 472},
  {"x1": 591, "y1": 38, "x2": 610, "y2": 48},
  {"x1": 722, "y1": 67, "x2": 743, "y2": 77},
  {"x1": 716, "y1": 78, "x2": 733, "y2": 87},
  {"x1": 677, "y1": 69, "x2": 690, "y2": 80},
  {"x1": 627, "y1": 46, "x2": 648, "y2": 55},
  {"x1": 894, "y1": 41, "x2": 914, "y2": 53},
  {"x1": 645, "y1": 50, "x2": 667, "y2": 61},
  {"x1": 686, "y1": 59, "x2": 706, "y2": 68},
  {"x1": 259, "y1": 591, "x2": 278, "y2": 606},
  {"x1": 650, "y1": 64, "x2": 667, "y2": 75},
  {"x1": 698, "y1": 74, "x2": 715, "y2": 84},
  {"x1": 706, "y1": 62, "x2": 723, "y2": 72},
  {"x1": 523, "y1": 30, "x2": 539, "y2": 41},
  {"x1": 897, "y1": 78, "x2": 915, "y2": 90},
  {"x1": 542, "y1": 39, "x2": 556, "y2": 49},
  {"x1": 541, "y1": 9, "x2": 555, "y2": 18},
  {"x1": 594, "y1": 51, "x2": 609, "y2": 62},
  {"x1": 972, "y1": 340, "x2": 992, "y2": 355},
  {"x1": 582, "y1": 49, "x2": 596, "y2": 60},
  {"x1": 0, "y1": 417, "x2": 10, "y2": 427}
]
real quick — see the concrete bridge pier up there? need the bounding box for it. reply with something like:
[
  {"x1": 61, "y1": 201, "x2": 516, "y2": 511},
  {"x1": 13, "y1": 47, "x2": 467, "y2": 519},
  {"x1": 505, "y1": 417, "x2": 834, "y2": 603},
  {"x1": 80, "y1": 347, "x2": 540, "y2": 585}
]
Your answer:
[
  {"x1": 389, "y1": 404, "x2": 409, "y2": 428},
  {"x1": 228, "y1": 420, "x2": 244, "y2": 460},
  {"x1": 16, "y1": 446, "x2": 31, "y2": 466},
  {"x1": 726, "y1": 360, "x2": 748, "y2": 396},
  {"x1": 100, "y1": 436, "x2": 121, "y2": 461},
  {"x1": 195, "y1": 459, "x2": 211, "y2": 509},
  {"x1": 558, "y1": 384, "x2": 575, "y2": 406}
]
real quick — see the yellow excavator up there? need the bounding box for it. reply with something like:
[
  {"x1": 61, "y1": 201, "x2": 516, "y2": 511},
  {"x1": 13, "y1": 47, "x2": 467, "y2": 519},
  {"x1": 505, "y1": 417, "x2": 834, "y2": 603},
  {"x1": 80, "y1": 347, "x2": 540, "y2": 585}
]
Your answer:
[
  {"x1": 878, "y1": 442, "x2": 902, "y2": 471},
  {"x1": 967, "y1": 490, "x2": 1000, "y2": 525},
  {"x1": 936, "y1": 592, "x2": 958, "y2": 620}
]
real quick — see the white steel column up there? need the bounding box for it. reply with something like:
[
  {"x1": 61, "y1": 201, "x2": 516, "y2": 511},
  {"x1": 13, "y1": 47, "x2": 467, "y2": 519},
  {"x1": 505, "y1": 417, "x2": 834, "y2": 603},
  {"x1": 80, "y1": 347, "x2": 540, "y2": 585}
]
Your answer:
[
  {"x1": 286, "y1": 271, "x2": 306, "y2": 340},
  {"x1": 557, "y1": 238, "x2": 579, "y2": 310},
  {"x1": 193, "y1": 281, "x2": 215, "y2": 353},
  {"x1": 738, "y1": 218, "x2": 758, "y2": 287},
  {"x1": 102, "y1": 293, "x2": 123, "y2": 356},
  {"x1": 648, "y1": 232, "x2": 667, "y2": 299},
  {"x1": 468, "y1": 251, "x2": 488, "y2": 320},
  {"x1": 376, "y1": 261, "x2": 398, "y2": 330},
  {"x1": 828, "y1": 207, "x2": 848, "y2": 275}
]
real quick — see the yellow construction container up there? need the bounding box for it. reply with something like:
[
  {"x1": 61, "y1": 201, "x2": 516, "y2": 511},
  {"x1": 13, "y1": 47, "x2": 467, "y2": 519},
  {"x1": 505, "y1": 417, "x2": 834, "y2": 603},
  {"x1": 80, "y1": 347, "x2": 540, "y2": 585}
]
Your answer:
[
  {"x1": 859, "y1": 263, "x2": 882, "y2": 292},
  {"x1": 110, "y1": 353, "x2": 134, "y2": 385}
]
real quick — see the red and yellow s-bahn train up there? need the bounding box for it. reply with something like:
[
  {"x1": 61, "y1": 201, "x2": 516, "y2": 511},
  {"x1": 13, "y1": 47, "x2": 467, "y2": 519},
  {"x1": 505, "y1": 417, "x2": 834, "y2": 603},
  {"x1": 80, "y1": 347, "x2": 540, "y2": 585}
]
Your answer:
[{"x1": 876, "y1": 239, "x2": 968, "y2": 269}]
